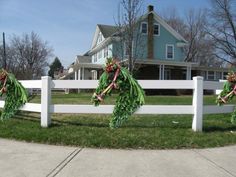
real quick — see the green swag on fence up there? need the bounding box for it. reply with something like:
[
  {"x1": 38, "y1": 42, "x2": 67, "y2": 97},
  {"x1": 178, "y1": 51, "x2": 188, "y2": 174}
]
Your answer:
[
  {"x1": 0, "y1": 69, "x2": 28, "y2": 120},
  {"x1": 216, "y1": 71, "x2": 236, "y2": 123},
  {"x1": 92, "y1": 58, "x2": 145, "y2": 128}
]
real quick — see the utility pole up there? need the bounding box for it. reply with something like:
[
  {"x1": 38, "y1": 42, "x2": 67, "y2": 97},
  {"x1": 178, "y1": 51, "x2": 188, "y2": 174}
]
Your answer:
[{"x1": 2, "y1": 32, "x2": 7, "y2": 69}]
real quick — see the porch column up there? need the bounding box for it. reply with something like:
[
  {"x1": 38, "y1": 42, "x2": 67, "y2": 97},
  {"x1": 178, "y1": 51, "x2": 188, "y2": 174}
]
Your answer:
[
  {"x1": 82, "y1": 67, "x2": 85, "y2": 80},
  {"x1": 74, "y1": 70, "x2": 78, "y2": 80},
  {"x1": 94, "y1": 70, "x2": 97, "y2": 80},
  {"x1": 186, "y1": 66, "x2": 192, "y2": 80},
  {"x1": 77, "y1": 68, "x2": 81, "y2": 93},
  {"x1": 159, "y1": 65, "x2": 165, "y2": 80},
  {"x1": 162, "y1": 65, "x2": 165, "y2": 80},
  {"x1": 159, "y1": 65, "x2": 162, "y2": 80},
  {"x1": 78, "y1": 68, "x2": 81, "y2": 80}
]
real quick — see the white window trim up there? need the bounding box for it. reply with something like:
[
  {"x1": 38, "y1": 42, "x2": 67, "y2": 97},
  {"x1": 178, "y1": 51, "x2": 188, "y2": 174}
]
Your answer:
[
  {"x1": 154, "y1": 23, "x2": 160, "y2": 36},
  {"x1": 207, "y1": 71, "x2": 215, "y2": 80},
  {"x1": 140, "y1": 22, "x2": 148, "y2": 34},
  {"x1": 166, "y1": 44, "x2": 174, "y2": 60}
]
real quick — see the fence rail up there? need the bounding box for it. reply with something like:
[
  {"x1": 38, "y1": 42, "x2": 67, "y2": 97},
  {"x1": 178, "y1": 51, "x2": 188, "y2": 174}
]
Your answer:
[{"x1": 0, "y1": 76, "x2": 230, "y2": 132}]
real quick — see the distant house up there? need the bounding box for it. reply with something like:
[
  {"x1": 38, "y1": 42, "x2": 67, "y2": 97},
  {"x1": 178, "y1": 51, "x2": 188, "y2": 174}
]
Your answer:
[{"x1": 63, "y1": 5, "x2": 229, "y2": 81}]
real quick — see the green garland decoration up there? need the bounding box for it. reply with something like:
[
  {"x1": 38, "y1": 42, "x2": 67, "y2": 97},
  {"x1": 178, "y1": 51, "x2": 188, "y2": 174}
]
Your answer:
[
  {"x1": 92, "y1": 58, "x2": 145, "y2": 128},
  {"x1": 216, "y1": 71, "x2": 236, "y2": 123},
  {"x1": 0, "y1": 69, "x2": 28, "y2": 120}
]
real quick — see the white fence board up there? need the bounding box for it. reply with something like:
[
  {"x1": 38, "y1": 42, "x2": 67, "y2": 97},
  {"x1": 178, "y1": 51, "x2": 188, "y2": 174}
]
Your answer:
[
  {"x1": 52, "y1": 80, "x2": 98, "y2": 89},
  {"x1": 20, "y1": 80, "x2": 42, "y2": 88},
  {"x1": 204, "y1": 81, "x2": 224, "y2": 90},
  {"x1": 203, "y1": 105, "x2": 235, "y2": 114},
  {"x1": 52, "y1": 80, "x2": 194, "y2": 89},
  {"x1": 0, "y1": 101, "x2": 41, "y2": 112},
  {"x1": 50, "y1": 105, "x2": 193, "y2": 114},
  {"x1": 138, "y1": 80, "x2": 194, "y2": 89}
]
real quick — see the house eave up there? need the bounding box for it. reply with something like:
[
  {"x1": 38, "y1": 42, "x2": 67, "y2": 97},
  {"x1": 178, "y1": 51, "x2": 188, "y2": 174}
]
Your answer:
[{"x1": 89, "y1": 37, "x2": 119, "y2": 55}]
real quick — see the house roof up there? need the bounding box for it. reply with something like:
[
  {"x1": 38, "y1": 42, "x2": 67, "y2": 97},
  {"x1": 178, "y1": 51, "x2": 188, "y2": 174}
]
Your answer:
[
  {"x1": 91, "y1": 9, "x2": 188, "y2": 50},
  {"x1": 76, "y1": 55, "x2": 92, "y2": 63},
  {"x1": 97, "y1": 24, "x2": 117, "y2": 38}
]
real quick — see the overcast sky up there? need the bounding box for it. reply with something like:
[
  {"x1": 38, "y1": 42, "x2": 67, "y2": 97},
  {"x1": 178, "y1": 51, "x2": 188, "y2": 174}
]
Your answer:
[{"x1": 0, "y1": 0, "x2": 209, "y2": 67}]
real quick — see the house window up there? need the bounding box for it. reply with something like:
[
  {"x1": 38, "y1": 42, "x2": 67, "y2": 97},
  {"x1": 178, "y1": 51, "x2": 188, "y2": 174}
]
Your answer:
[
  {"x1": 154, "y1": 23, "x2": 160, "y2": 35},
  {"x1": 97, "y1": 32, "x2": 103, "y2": 44},
  {"x1": 207, "y1": 71, "x2": 215, "y2": 80},
  {"x1": 223, "y1": 72, "x2": 228, "y2": 79},
  {"x1": 141, "y1": 22, "x2": 147, "y2": 34},
  {"x1": 94, "y1": 53, "x2": 97, "y2": 62},
  {"x1": 202, "y1": 71, "x2": 207, "y2": 80},
  {"x1": 104, "y1": 46, "x2": 108, "y2": 58},
  {"x1": 166, "y1": 45, "x2": 174, "y2": 59},
  {"x1": 98, "y1": 50, "x2": 102, "y2": 59},
  {"x1": 215, "y1": 71, "x2": 222, "y2": 80}
]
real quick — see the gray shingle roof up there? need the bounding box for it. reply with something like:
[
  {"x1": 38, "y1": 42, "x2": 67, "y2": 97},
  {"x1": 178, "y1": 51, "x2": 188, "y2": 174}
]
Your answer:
[
  {"x1": 76, "y1": 55, "x2": 92, "y2": 63},
  {"x1": 97, "y1": 24, "x2": 117, "y2": 38}
]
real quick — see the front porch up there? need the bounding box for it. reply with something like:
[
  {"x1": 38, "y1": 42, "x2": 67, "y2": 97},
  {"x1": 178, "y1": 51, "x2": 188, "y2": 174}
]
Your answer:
[
  {"x1": 135, "y1": 59, "x2": 229, "y2": 81},
  {"x1": 135, "y1": 59, "x2": 195, "y2": 80}
]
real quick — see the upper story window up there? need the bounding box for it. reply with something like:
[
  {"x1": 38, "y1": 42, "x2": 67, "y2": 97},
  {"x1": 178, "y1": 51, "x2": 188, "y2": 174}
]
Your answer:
[
  {"x1": 154, "y1": 23, "x2": 160, "y2": 35},
  {"x1": 94, "y1": 53, "x2": 97, "y2": 62},
  {"x1": 141, "y1": 22, "x2": 148, "y2": 34},
  {"x1": 104, "y1": 46, "x2": 108, "y2": 58},
  {"x1": 166, "y1": 45, "x2": 174, "y2": 59},
  {"x1": 98, "y1": 50, "x2": 102, "y2": 59},
  {"x1": 97, "y1": 32, "x2": 103, "y2": 44}
]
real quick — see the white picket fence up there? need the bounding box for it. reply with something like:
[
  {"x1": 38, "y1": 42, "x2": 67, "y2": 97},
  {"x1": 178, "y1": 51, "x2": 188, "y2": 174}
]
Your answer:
[{"x1": 0, "y1": 76, "x2": 232, "y2": 132}]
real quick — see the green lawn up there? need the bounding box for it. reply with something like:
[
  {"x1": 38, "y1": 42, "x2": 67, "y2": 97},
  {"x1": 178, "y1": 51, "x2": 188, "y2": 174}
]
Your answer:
[
  {"x1": 30, "y1": 92, "x2": 222, "y2": 105},
  {"x1": 0, "y1": 92, "x2": 236, "y2": 149}
]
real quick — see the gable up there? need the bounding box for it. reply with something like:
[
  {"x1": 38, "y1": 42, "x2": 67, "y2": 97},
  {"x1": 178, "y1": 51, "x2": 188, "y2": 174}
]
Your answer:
[
  {"x1": 140, "y1": 12, "x2": 187, "y2": 43},
  {"x1": 153, "y1": 12, "x2": 187, "y2": 43},
  {"x1": 91, "y1": 24, "x2": 117, "y2": 49}
]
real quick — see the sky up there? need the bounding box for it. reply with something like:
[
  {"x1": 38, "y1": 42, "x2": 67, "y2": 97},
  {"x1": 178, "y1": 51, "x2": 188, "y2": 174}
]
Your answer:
[{"x1": 0, "y1": 0, "x2": 210, "y2": 68}]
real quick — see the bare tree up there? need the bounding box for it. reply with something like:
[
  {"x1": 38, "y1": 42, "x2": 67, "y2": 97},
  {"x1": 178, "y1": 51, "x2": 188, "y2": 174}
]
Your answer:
[
  {"x1": 115, "y1": 0, "x2": 144, "y2": 74},
  {"x1": 161, "y1": 7, "x2": 188, "y2": 35},
  {"x1": 7, "y1": 32, "x2": 53, "y2": 79},
  {"x1": 0, "y1": 44, "x2": 17, "y2": 71},
  {"x1": 162, "y1": 8, "x2": 222, "y2": 66},
  {"x1": 184, "y1": 9, "x2": 208, "y2": 63},
  {"x1": 208, "y1": 0, "x2": 236, "y2": 64}
]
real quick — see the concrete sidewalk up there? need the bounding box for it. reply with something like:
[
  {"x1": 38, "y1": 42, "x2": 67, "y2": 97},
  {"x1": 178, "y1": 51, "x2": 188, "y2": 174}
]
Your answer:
[{"x1": 0, "y1": 138, "x2": 235, "y2": 177}]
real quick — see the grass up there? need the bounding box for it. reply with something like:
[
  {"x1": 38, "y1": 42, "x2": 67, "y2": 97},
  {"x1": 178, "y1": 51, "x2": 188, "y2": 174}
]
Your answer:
[
  {"x1": 0, "y1": 92, "x2": 236, "y2": 149},
  {"x1": 30, "y1": 92, "x2": 223, "y2": 105}
]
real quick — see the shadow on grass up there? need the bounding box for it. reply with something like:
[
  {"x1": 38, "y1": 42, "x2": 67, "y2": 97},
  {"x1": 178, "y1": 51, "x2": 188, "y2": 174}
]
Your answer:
[
  {"x1": 15, "y1": 112, "x2": 229, "y2": 131},
  {"x1": 204, "y1": 126, "x2": 236, "y2": 132}
]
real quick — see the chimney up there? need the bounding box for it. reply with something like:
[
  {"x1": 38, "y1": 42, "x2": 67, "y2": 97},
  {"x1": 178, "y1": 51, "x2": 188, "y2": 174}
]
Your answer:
[
  {"x1": 147, "y1": 5, "x2": 154, "y2": 59},
  {"x1": 148, "y1": 5, "x2": 154, "y2": 12}
]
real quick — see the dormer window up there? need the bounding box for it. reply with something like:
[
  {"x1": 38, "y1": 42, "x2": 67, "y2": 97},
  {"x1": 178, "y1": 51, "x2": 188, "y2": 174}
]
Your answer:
[
  {"x1": 141, "y1": 22, "x2": 147, "y2": 34},
  {"x1": 154, "y1": 23, "x2": 160, "y2": 35},
  {"x1": 97, "y1": 32, "x2": 103, "y2": 44},
  {"x1": 104, "y1": 46, "x2": 108, "y2": 58}
]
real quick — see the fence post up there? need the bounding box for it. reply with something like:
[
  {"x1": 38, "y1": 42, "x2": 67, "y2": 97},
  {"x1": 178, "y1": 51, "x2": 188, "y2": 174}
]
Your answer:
[
  {"x1": 41, "y1": 76, "x2": 51, "y2": 127},
  {"x1": 192, "y1": 76, "x2": 203, "y2": 132}
]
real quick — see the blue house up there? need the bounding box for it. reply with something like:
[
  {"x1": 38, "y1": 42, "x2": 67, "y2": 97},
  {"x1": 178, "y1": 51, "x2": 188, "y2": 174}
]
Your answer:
[{"x1": 64, "y1": 5, "x2": 228, "y2": 81}]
